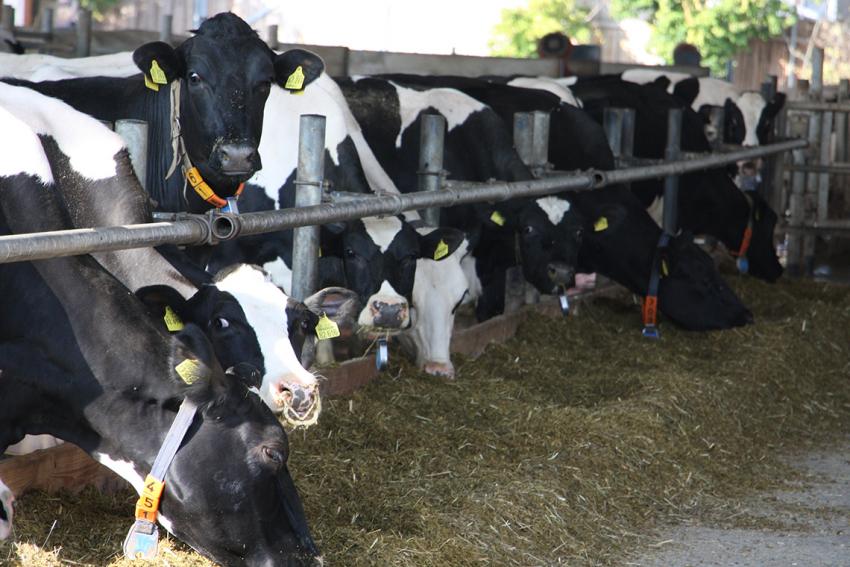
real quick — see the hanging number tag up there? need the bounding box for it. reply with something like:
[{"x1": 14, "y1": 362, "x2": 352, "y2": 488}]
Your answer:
[
  {"x1": 150, "y1": 60, "x2": 167, "y2": 85},
  {"x1": 594, "y1": 217, "x2": 608, "y2": 232},
  {"x1": 285, "y1": 66, "x2": 305, "y2": 90},
  {"x1": 558, "y1": 289, "x2": 570, "y2": 316},
  {"x1": 315, "y1": 314, "x2": 340, "y2": 341},
  {"x1": 144, "y1": 74, "x2": 159, "y2": 92},
  {"x1": 376, "y1": 337, "x2": 389, "y2": 371},
  {"x1": 433, "y1": 239, "x2": 449, "y2": 260},
  {"x1": 737, "y1": 257, "x2": 749, "y2": 274},
  {"x1": 490, "y1": 211, "x2": 506, "y2": 226},
  {"x1": 175, "y1": 359, "x2": 202, "y2": 384},
  {"x1": 642, "y1": 325, "x2": 660, "y2": 339},
  {"x1": 221, "y1": 196, "x2": 240, "y2": 214},
  {"x1": 163, "y1": 306, "x2": 184, "y2": 332},
  {"x1": 123, "y1": 519, "x2": 159, "y2": 560}
]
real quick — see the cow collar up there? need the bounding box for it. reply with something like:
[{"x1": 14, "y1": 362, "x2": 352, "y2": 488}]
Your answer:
[
  {"x1": 642, "y1": 231, "x2": 672, "y2": 339},
  {"x1": 729, "y1": 192, "x2": 755, "y2": 274},
  {"x1": 165, "y1": 81, "x2": 244, "y2": 210},
  {"x1": 123, "y1": 396, "x2": 198, "y2": 560}
]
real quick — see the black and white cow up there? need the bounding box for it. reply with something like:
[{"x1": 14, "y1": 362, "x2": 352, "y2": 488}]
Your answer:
[
  {"x1": 366, "y1": 74, "x2": 753, "y2": 330},
  {"x1": 338, "y1": 76, "x2": 585, "y2": 321},
  {"x1": 568, "y1": 76, "x2": 784, "y2": 282},
  {"x1": 0, "y1": 105, "x2": 320, "y2": 565},
  {"x1": 1, "y1": 12, "x2": 324, "y2": 214},
  {"x1": 619, "y1": 70, "x2": 786, "y2": 147},
  {"x1": 0, "y1": 479, "x2": 11, "y2": 541},
  {"x1": 0, "y1": 82, "x2": 361, "y2": 425}
]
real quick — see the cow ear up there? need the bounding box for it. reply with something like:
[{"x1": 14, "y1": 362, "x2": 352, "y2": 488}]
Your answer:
[
  {"x1": 274, "y1": 49, "x2": 325, "y2": 92},
  {"x1": 173, "y1": 323, "x2": 219, "y2": 381},
  {"x1": 133, "y1": 41, "x2": 184, "y2": 83},
  {"x1": 419, "y1": 227, "x2": 466, "y2": 261},
  {"x1": 225, "y1": 362, "x2": 262, "y2": 390},
  {"x1": 672, "y1": 77, "x2": 699, "y2": 106},
  {"x1": 763, "y1": 91, "x2": 786, "y2": 120},
  {"x1": 304, "y1": 286, "x2": 361, "y2": 331},
  {"x1": 136, "y1": 285, "x2": 189, "y2": 321},
  {"x1": 650, "y1": 76, "x2": 672, "y2": 92}
]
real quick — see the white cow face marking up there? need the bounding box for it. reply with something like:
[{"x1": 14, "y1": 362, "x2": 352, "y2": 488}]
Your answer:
[
  {"x1": 736, "y1": 92, "x2": 767, "y2": 147},
  {"x1": 535, "y1": 196, "x2": 571, "y2": 225},
  {"x1": 214, "y1": 265, "x2": 320, "y2": 424}
]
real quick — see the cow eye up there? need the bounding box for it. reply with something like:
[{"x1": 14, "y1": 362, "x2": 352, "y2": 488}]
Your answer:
[
  {"x1": 214, "y1": 317, "x2": 230, "y2": 329},
  {"x1": 344, "y1": 248, "x2": 356, "y2": 258},
  {"x1": 522, "y1": 226, "x2": 534, "y2": 235},
  {"x1": 188, "y1": 72, "x2": 202, "y2": 85},
  {"x1": 262, "y1": 446, "x2": 284, "y2": 466}
]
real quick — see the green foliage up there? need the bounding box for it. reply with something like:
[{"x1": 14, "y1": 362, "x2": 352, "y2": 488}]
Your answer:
[
  {"x1": 79, "y1": 0, "x2": 121, "y2": 19},
  {"x1": 489, "y1": 0, "x2": 596, "y2": 58},
  {"x1": 611, "y1": 0, "x2": 796, "y2": 74}
]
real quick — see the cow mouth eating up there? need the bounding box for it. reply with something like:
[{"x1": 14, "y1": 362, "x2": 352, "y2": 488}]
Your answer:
[{"x1": 273, "y1": 382, "x2": 322, "y2": 428}]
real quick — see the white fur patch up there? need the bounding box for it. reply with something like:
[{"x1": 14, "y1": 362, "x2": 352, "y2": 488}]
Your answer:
[
  {"x1": 508, "y1": 77, "x2": 581, "y2": 107},
  {"x1": 4, "y1": 434, "x2": 63, "y2": 456},
  {"x1": 0, "y1": 83, "x2": 124, "y2": 180},
  {"x1": 213, "y1": 265, "x2": 317, "y2": 411},
  {"x1": 0, "y1": 479, "x2": 13, "y2": 540},
  {"x1": 647, "y1": 195, "x2": 664, "y2": 227},
  {"x1": 0, "y1": 104, "x2": 53, "y2": 183},
  {"x1": 94, "y1": 452, "x2": 146, "y2": 494},
  {"x1": 358, "y1": 279, "x2": 409, "y2": 327},
  {"x1": 535, "y1": 196, "x2": 571, "y2": 225},
  {"x1": 262, "y1": 257, "x2": 294, "y2": 295},
  {"x1": 363, "y1": 216, "x2": 403, "y2": 253},
  {"x1": 0, "y1": 51, "x2": 137, "y2": 81},
  {"x1": 735, "y1": 92, "x2": 767, "y2": 147},
  {"x1": 390, "y1": 82, "x2": 486, "y2": 148}
]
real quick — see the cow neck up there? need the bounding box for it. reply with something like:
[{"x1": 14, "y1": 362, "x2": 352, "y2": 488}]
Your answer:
[
  {"x1": 165, "y1": 81, "x2": 244, "y2": 211},
  {"x1": 641, "y1": 231, "x2": 671, "y2": 339}
]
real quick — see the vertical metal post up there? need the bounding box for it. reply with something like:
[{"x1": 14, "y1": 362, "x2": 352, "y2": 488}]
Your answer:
[
  {"x1": 159, "y1": 14, "x2": 172, "y2": 43},
  {"x1": 603, "y1": 108, "x2": 623, "y2": 158},
  {"x1": 803, "y1": 51, "x2": 824, "y2": 275},
  {"x1": 267, "y1": 25, "x2": 279, "y2": 50},
  {"x1": 621, "y1": 108, "x2": 636, "y2": 160},
  {"x1": 41, "y1": 7, "x2": 54, "y2": 38},
  {"x1": 1, "y1": 5, "x2": 14, "y2": 33},
  {"x1": 759, "y1": 76, "x2": 778, "y2": 200},
  {"x1": 786, "y1": 81, "x2": 809, "y2": 276},
  {"x1": 115, "y1": 120, "x2": 149, "y2": 191},
  {"x1": 662, "y1": 108, "x2": 682, "y2": 235},
  {"x1": 291, "y1": 115, "x2": 326, "y2": 302},
  {"x1": 708, "y1": 106, "x2": 726, "y2": 150},
  {"x1": 76, "y1": 8, "x2": 92, "y2": 57},
  {"x1": 513, "y1": 112, "x2": 534, "y2": 167},
  {"x1": 417, "y1": 113, "x2": 445, "y2": 227},
  {"x1": 836, "y1": 79, "x2": 849, "y2": 191},
  {"x1": 530, "y1": 110, "x2": 550, "y2": 175},
  {"x1": 817, "y1": 111, "x2": 833, "y2": 222}
]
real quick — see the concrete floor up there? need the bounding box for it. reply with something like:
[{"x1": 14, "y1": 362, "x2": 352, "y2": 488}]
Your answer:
[{"x1": 630, "y1": 441, "x2": 850, "y2": 567}]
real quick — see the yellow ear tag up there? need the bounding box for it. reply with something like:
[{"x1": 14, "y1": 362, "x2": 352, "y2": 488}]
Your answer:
[
  {"x1": 490, "y1": 210, "x2": 506, "y2": 226},
  {"x1": 163, "y1": 306, "x2": 184, "y2": 332},
  {"x1": 433, "y1": 239, "x2": 449, "y2": 260},
  {"x1": 315, "y1": 313, "x2": 340, "y2": 341},
  {"x1": 661, "y1": 259, "x2": 669, "y2": 277},
  {"x1": 594, "y1": 216, "x2": 609, "y2": 232},
  {"x1": 150, "y1": 60, "x2": 167, "y2": 85},
  {"x1": 175, "y1": 359, "x2": 203, "y2": 384},
  {"x1": 144, "y1": 74, "x2": 160, "y2": 92},
  {"x1": 285, "y1": 65, "x2": 305, "y2": 90}
]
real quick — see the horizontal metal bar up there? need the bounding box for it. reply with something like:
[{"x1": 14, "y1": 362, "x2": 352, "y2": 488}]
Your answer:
[
  {"x1": 786, "y1": 101, "x2": 850, "y2": 113},
  {"x1": 0, "y1": 138, "x2": 808, "y2": 265},
  {"x1": 786, "y1": 162, "x2": 850, "y2": 174}
]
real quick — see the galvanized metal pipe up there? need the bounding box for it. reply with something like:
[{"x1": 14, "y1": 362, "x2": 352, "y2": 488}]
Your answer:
[
  {"x1": 418, "y1": 113, "x2": 445, "y2": 227},
  {"x1": 290, "y1": 115, "x2": 326, "y2": 302},
  {"x1": 0, "y1": 138, "x2": 807, "y2": 265},
  {"x1": 267, "y1": 25, "x2": 279, "y2": 50},
  {"x1": 159, "y1": 14, "x2": 172, "y2": 43},
  {"x1": 620, "y1": 109, "x2": 636, "y2": 159},
  {"x1": 603, "y1": 108, "x2": 623, "y2": 158},
  {"x1": 41, "y1": 7, "x2": 54, "y2": 37},
  {"x1": 114, "y1": 120, "x2": 148, "y2": 191},
  {"x1": 530, "y1": 110, "x2": 550, "y2": 174},
  {"x1": 76, "y1": 9, "x2": 92, "y2": 57},
  {"x1": 662, "y1": 108, "x2": 682, "y2": 234},
  {"x1": 1, "y1": 6, "x2": 14, "y2": 33},
  {"x1": 513, "y1": 112, "x2": 534, "y2": 167}
]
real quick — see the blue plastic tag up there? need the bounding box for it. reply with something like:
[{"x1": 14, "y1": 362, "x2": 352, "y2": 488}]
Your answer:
[
  {"x1": 737, "y1": 257, "x2": 749, "y2": 274},
  {"x1": 642, "y1": 325, "x2": 660, "y2": 340},
  {"x1": 123, "y1": 520, "x2": 159, "y2": 560},
  {"x1": 221, "y1": 197, "x2": 240, "y2": 214},
  {"x1": 376, "y1": 338, "x2": 389, "y2": 371},
  {"x1": 558, "y1": 291, "x2": 570, "y2": 316}
]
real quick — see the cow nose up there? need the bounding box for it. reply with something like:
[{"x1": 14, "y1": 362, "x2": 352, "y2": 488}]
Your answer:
[
  {"x1": 214, "y1": 143, "x2": 259, "y2": 175},
  {"x1": 370, "y1": 300, "x2": 408, "y2": 329},
  {"x1": 547, "y1": 262, "x2": 575, "y2": 286},
  {"x1": 271, "y1": 380, "x2": 321, "y2": 426}
]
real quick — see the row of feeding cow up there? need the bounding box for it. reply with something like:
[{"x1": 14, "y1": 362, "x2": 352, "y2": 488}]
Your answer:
[{"x1": 0, "y1": 13, "x2": 788, "y2": 567}]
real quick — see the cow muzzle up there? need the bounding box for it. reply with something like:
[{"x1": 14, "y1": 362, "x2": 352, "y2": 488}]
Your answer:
[
  {"x1": 271, "y1": 381, "x2": 321, "y2": 427},
  {"x1": 369, "y1": 299, "x2": 410, "y2": 329},
  {"x1": 547, "y1": 262, "x2": 576, "y2": 288},
  {"x1": 424, "y1": 360, "x2": 455, "y2": 378},
  {"x1": 210, "y1": 142, "x2": 261, "y2": 176}
]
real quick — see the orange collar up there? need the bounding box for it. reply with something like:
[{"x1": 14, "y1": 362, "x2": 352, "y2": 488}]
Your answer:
[{"x1": 185, "y1": 166, "x2": 244, "y2": 209}]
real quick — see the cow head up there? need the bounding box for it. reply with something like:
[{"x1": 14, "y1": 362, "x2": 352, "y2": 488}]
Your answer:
[
  {"x1": 756, "y1": 92, "x2": 786, "y2": 145},
  {"x1": 0, "y1": 480, "x2": 12, "y2": 541},
  {"x1": 132, "y1": 13, "x2": 324, "y2": 190},
  {"x1": 321, "y1": 216, "x2": 465, "y2": 331},
  {"x1": 159, "y1": 325, "x2": 319, "y2": 566},
  {"x1": 744, "y1": 191, "x2": 783, "y2": 282}
]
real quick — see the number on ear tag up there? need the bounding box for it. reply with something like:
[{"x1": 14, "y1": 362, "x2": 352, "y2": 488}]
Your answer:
[
  {"x1": 175, "y1": 359, "x2": 202, "y2": 384},
  {"x1": 150, "y1": 60, "x2": 167, "y2": 85},
  {"x1": 285, "y1": 66, "x2": 305, "y2": 90},
  {"x1": 123, "y1": 519, "x2": 159, "y2": 560},
  {"x1": 315, "y1": 314, "x2": 340, "y2": 341},
  {"x1": 144, "y1": 74, "x2": 160, "y2": 92},
  {"x1": 490, "y1": 211, "x2": 506, "y2": 226},
  {"x1": 163, "y1": 306, "x2": 184, "y2": 332},
  {"x1": 433, "y1": 239, "x2": 449, "y2": 260},
  {"x1": 594, "y1": 217, "x2": 608, "y2": 232}
]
